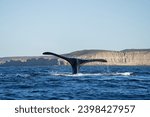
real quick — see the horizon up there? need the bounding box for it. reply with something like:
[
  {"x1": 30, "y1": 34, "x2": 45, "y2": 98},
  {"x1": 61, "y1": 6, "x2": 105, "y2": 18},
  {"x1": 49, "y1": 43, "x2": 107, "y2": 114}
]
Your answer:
[{"x1": 0, "y1": 0, "x2": 150, "y2": 57}]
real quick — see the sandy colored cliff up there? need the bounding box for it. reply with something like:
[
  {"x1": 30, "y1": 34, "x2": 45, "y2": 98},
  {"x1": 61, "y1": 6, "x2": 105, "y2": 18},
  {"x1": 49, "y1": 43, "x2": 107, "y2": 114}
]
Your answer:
[
  {"x1": 0, "y1": 49, "x2": 150, "y2": 66},
  {"x1": 61, "y1": 49, "x2": 150, "y2": 66}
]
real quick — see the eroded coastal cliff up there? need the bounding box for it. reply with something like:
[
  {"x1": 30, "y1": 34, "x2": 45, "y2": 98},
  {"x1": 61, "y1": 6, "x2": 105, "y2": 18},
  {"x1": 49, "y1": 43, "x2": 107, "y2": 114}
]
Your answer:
[{"x1": 0, "y1": 49, "x2": 150, "y2": 66}]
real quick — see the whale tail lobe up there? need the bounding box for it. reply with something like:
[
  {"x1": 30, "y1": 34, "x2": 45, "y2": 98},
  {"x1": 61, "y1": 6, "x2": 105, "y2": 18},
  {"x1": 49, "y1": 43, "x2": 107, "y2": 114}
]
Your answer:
[{"x1": 43, "y1": 52, "x2": 107, "y2": 74}]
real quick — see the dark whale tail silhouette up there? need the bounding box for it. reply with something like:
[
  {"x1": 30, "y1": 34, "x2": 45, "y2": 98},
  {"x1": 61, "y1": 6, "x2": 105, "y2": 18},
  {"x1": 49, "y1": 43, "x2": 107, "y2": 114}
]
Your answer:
[{"x1": 43, "y1": 52, "x2": 107, "y2": 74}]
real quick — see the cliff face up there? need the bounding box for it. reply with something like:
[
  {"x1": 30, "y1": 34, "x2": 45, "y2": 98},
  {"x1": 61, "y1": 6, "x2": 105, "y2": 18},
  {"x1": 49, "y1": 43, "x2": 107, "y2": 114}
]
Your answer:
[
  {"x1": 90, "y1": 51, "x2": 149, "y2": 65},
  {"x1": 61, "y1": 49, "x2": 150, "y2": 66},
  {"x1": 0, "y1": 49, "x2": 150, "y2": 66}
]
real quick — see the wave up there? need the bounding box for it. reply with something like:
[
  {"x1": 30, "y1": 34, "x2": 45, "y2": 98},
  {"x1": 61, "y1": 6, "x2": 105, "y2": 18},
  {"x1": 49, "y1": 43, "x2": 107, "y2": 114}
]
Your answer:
[
  {"x1": 115, "y1": 72, "x2": 133, "y2": 76},
  {"x1": 51, "y1": 72, "x2": 133, "y2": 77},
  {"x1": 0, "y1": 72, "x2": 133, "y2": 79}
]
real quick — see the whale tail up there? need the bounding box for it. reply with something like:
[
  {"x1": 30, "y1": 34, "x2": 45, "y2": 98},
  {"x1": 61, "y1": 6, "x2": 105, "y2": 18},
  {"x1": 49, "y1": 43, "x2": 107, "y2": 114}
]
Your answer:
[{"x1": 43, "y1": 52, "x2": 107, "y2": 74}]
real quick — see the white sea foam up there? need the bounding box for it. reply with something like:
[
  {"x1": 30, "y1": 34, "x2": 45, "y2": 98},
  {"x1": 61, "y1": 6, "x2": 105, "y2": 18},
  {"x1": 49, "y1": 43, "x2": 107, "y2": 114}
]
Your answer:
[
  {"x1": 52, "y1": 72, "x2": 132, "y2": 77},
  {"x1": 51, "y1": 73, "x2": 103, "y2": 77},
  {"x1": 115, "y1": 72, "x2": 132, "y2": 76}
]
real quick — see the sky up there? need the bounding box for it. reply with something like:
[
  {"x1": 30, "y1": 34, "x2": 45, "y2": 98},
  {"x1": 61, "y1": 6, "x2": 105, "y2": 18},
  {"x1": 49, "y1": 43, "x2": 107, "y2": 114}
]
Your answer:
[{"x1": 0, "y1": 0, "x2": 150, "y2": 57}]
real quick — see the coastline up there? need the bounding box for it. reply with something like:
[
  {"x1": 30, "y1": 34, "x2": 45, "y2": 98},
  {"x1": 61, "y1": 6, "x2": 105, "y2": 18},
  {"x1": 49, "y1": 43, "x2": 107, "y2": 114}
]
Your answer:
[{"x1": 0, "y1": 49, "x2": 150, "y2": 66}]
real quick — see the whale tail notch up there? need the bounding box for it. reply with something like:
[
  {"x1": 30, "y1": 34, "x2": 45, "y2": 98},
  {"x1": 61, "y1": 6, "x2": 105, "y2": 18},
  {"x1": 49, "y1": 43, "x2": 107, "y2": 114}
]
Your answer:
[{"x1": 43, "y1": 52, "x2": 107, "y2": 74}]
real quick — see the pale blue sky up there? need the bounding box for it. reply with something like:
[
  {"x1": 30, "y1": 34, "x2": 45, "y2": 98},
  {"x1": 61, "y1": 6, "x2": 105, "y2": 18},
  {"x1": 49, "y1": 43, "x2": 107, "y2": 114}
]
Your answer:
[{"x1": 0, "y1": 0, "x2": 150, "y2": 57}]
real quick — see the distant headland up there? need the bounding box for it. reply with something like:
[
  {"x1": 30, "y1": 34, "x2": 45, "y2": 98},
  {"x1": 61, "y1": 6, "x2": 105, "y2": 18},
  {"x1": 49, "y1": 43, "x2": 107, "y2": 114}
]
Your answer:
[{"x1": 0, "y1": 49, "x2": 150, "y2": 66}]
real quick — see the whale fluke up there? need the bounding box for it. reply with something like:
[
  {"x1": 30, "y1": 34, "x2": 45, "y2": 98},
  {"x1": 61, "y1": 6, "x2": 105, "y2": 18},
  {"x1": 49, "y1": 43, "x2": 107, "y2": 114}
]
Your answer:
[{"x1": 43, "y1": 52, "x2": 107, "y2": 74}]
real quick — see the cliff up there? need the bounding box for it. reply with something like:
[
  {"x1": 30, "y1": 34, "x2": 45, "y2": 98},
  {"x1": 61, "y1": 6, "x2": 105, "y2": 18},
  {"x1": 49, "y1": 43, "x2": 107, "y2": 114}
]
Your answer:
[
  {"x1": 0, "y1": 49, "x2": 150, "y2": 66},
  {"x1": 69, "y1": 49, "x2": 150, "y2": 65}
]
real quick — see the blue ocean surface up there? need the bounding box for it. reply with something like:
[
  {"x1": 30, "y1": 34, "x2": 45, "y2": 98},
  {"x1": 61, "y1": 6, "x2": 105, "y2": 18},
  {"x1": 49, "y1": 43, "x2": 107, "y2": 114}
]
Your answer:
[{"x1": 0, "y1": 66, "x2": 150, "y2": 100}]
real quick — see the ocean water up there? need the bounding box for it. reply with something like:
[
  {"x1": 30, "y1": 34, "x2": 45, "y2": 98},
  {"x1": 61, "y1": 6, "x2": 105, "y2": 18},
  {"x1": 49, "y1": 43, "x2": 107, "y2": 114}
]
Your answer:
[{"x1": 0, "y1": 66, "x2": 150, "y2": 100}]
